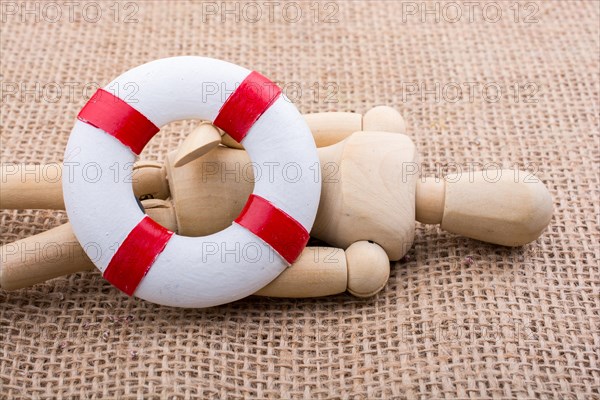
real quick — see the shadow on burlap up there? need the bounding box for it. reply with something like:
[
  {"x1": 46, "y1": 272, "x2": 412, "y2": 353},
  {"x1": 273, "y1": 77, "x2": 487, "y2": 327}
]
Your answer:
[{"x1": 1, "y1": 1, "x2": 598, "y2": 398}]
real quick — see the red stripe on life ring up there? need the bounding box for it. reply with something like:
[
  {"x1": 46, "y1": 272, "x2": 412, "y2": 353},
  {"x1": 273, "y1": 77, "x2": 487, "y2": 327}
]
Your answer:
[
  {"x1": 103, "y1": 216, "x2": 174, "y2": 296},
  {"x1": 235, "y1": 194, "x2": 309, "y2": 265},
  {"x1": 78, "y1": 89, "x2": 159, "y2": 155},
  {"x1": 213, "y1": 71, "x2": 282, "y2": 143}
]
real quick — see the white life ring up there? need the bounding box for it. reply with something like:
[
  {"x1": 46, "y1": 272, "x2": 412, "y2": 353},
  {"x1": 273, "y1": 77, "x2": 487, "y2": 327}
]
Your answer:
[{"x1": 62, "y1": 56, "x2": 321, "y2": 308}]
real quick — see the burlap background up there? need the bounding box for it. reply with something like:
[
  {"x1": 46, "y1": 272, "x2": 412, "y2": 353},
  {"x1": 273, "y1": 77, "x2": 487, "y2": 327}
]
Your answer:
[{"x1": 1, "y1": 1, "x2": 598, "y2": 398}]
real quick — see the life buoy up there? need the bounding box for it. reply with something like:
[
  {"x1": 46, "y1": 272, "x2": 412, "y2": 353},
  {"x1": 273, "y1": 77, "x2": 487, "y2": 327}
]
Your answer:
[{"x1": 63, "y1": 56, "x2": 321, "y2": 308}]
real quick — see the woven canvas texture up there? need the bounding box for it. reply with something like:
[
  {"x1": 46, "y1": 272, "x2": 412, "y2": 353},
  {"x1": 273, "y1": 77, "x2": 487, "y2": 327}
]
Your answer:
[{"x1": 1, "y1": 1, "x2": 599, "y2": 398}]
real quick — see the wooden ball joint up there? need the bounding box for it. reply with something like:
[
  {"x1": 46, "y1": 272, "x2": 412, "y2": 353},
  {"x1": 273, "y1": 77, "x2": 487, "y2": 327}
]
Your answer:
[
  {"x1": 345, "y1": 241, "x2": 390, "y2": 298},
  {"x1": 0, "y1": 106, "x2": 553, "y2": 300}
]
